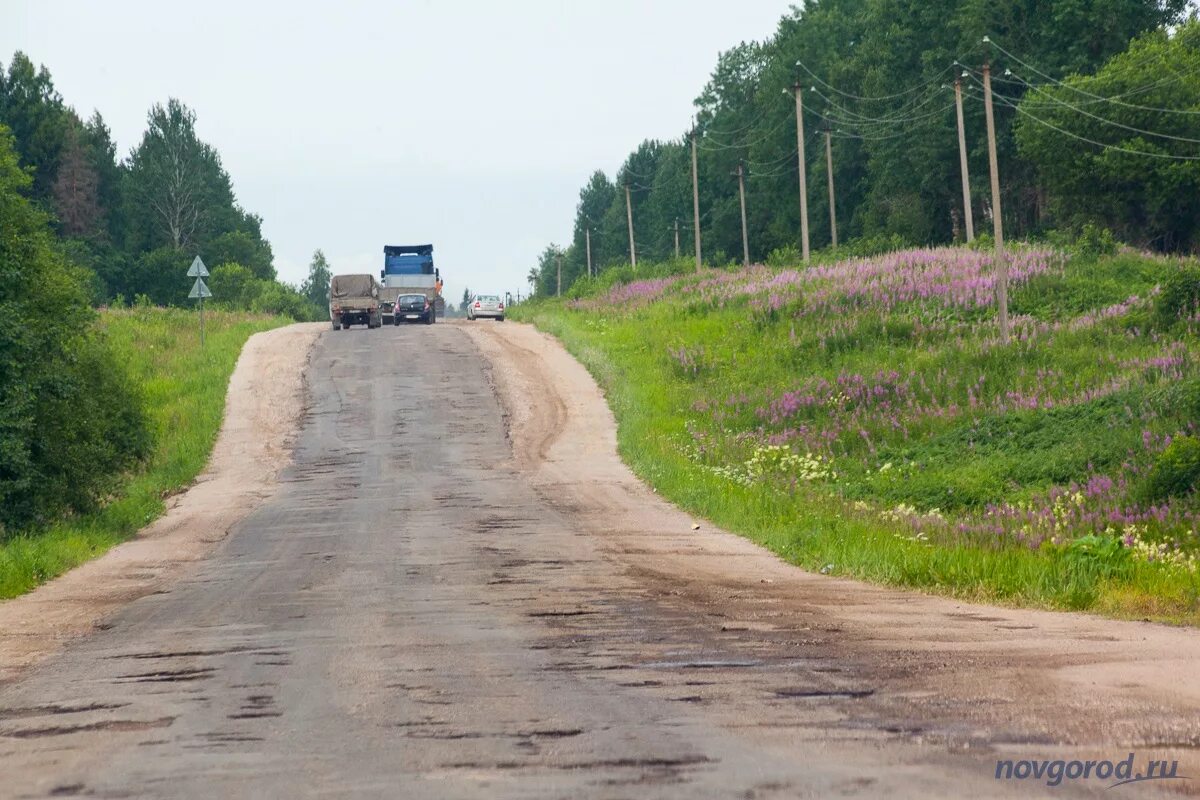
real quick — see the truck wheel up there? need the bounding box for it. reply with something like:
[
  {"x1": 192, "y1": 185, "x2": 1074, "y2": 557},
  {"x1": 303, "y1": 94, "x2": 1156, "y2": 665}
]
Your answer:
[{"x1": 496, "y1": 316, "x2": 504, "y2": 322}]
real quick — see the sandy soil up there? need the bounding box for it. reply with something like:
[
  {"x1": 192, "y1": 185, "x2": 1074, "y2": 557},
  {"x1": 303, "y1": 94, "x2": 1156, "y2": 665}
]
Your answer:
[
  {"x1": 0, "y1": 322, "x2": 325, "y2": 682},
  {"x1": 461, "y1": 320, "x2": 1200, "y2": 782}
]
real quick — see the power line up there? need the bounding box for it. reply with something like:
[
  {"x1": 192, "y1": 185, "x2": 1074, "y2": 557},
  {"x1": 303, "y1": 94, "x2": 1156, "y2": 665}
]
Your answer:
[
  {"x1": 998, "y1": 68, "x2": 1200, "y2": 144},
  {"x1": 696, "y1": 117, "x2": 790, "y2": 152},
  {"x1": 795, "y1": 59, "x2": 952, "y2": 102},
  {"x1": 816, "y1": 96, "x2": 958, "y2": 133},
  {"x1": 806, "y1": 84, "x2": 948, "y2": 125},
  {"x1": 696, "y1": 107, "x2": 771, "y2": 137},
  {"x1": 984, "y1": 36, "x2": 1200, "y2": 117},
  {"x1": 968, "y1": 73, "x2": 1200, "y2": 161},
  {"x1": 747, "y1": 147, "x2": 799, "y2": 169}
]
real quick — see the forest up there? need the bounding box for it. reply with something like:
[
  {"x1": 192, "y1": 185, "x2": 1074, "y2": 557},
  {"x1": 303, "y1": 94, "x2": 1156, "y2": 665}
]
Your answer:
[
  {"x1": 0, "y1": 52, "x2": 330, "y2": 315},
  {"x1": 0, "y1": 53, "x2": 328, "y2": 539},
  {"x1": 531, "y1": 0, "x2": 1200, "y2": 297}
]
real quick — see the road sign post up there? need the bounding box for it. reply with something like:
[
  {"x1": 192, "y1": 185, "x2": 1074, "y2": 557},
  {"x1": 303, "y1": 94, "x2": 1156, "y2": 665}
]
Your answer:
[{"x1": 187, "y1": 256, "x2": 212, "y2": 346}]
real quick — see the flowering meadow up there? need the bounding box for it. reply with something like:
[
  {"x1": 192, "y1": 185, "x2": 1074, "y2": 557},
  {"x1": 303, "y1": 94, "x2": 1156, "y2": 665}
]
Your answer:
[{"x1": 519, "y1": 247, "x2": 1200, "y2": 619}]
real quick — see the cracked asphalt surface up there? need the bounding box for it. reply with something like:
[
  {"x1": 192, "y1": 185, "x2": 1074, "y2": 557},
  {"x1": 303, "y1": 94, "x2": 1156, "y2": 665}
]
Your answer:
[{"x1": 1, "y1": 322, "x2": 1197, "y2": 798}]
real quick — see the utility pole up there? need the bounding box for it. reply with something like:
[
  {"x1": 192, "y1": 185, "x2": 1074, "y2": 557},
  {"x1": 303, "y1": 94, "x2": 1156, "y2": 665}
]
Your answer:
[
  {"x1": 793, "y1": 83, "x2": 811, "y2": 262},
  {"x1": 954, "y1": 75, "x2": 975, "y2": 243},
  {"x1": 556, "y1": 252, "x2": 562, "y2": 297},
  {"x1": 735, "y1": 161, "x2": 750, "y2": 268},
  {"x1": 585, "y1": 227, "x2": 593, "y2": 278},
  {"x1": 982, "y1": 60, "x2": 1009, "y2": 343},
  {"x1": 690, "y1": 130, "x2": 702, "y2": 271},
  {"x1": 824, "y1": 123, "x2": 837, "y2": 249},
  {"x1": 624, "y1": 183, "x2": 637, "y2": 270},
  {"x1": 673, "y1": 218, "x2": 680, "y2": 259}
]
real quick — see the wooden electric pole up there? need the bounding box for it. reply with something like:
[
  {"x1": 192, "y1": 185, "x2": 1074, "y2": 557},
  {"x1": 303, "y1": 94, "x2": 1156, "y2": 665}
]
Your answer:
[
  {"x1": 824, "y1": 123, "x2": 837, "y2": 249},
  {"x1": 673, "y1": 218, "x2": 680, "y2": 259},
  {"x1": 624, "y1": 183, "x2": 637, "y2": 270},
  {"x1": 793, "y1": 83, "x2": 811, "y2": 262},
  {"x1": 691, "y1": 130, "x2": 702, "y2": 271},
  {"x1": 982, "y1": 61, "x2": 1009, "y2": 343},
  {"x1": 585, "y1": 227, "x2": 593, "y2": 278},
  {"x1": 735, "y1": 161, "x2": 750, "y2": 268},
  {"x1": 556, "y1": 252, "x2": 562, "y2": 297},
  {"x1": 954, "y1": 75, "x2": 975, "y2": 243}
]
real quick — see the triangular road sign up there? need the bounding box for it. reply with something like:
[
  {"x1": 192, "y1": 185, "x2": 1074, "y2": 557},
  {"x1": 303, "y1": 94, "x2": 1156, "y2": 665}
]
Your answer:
[
  {"x1": 188, "y1": 277, "x2": 212, "y2": 299},
  {"x1": 187, "y1": 256, "x2": 209, "y2": 278}
]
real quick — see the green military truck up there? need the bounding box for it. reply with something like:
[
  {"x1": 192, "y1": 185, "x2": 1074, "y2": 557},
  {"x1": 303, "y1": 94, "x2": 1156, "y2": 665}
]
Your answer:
[{"x1": 329, "y1": 274, "x2": 383, "y2": 330}]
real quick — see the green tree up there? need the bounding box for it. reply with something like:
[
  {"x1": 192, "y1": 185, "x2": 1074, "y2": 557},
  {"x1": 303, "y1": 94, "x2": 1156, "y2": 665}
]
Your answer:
[
  {"x1": 0, "y1": 52, "x2": 70, "y2": 203},
  {"x1": 1015, "y1": 21, "x2": 1200, "y2": 250},
  {"x1": 124, "y1": 98, "x2": 236, "y2": 253},
  {"x1": 300, "y1": 249, "x2": 332, "y2": 307},
  {"x1": 0, "y1": 124, "x2": 149, "y2": 530},
  {"x1": 205, "y1": 229, "x2": 275, "y2": 281}
]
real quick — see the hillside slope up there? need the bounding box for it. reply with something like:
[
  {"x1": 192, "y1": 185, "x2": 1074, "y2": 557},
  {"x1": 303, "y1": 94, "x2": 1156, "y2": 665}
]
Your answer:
[{"x1": 514, "y1": 247, "x2": 1200, "y2": 622}]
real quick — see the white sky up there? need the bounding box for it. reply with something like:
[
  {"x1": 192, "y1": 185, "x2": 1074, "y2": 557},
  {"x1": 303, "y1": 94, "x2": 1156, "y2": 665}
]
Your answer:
[{"x1": 2, "y1": 0, "x2": 792, "y2": 302}]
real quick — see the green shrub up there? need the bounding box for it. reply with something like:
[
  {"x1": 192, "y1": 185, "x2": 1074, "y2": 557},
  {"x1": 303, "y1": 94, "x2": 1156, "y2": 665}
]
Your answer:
[
  {"x1": 1042, "y1": 224, "x2": 1119, "y2": 258},
  {"x1": 1139, "y1": 435, "x2": 1200, "y2": 503},
  {"x1": 0, "y1": 125, "x2": 151, "y2": 533},
  {"x1": 767, "y1": 244, "x2": 802, "y2": 267},
  {"x1": 1155, "y1": 264, "x2": 1200, "y2": 327}
]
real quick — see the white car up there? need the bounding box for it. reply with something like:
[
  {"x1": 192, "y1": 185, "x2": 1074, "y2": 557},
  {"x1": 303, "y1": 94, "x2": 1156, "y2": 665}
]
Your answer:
[{"x1": 467, "y1": 294, "x2": 505, "y2": 321}]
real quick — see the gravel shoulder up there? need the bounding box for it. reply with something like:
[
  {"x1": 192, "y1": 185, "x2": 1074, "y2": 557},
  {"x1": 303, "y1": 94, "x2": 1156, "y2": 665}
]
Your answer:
[{"x1": 0, "y1": 322, "x2": 325, "y2": 682}]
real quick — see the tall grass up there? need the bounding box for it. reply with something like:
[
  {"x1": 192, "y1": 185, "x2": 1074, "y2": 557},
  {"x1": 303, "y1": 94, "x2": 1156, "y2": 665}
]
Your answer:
[
  {"x1": 514, "y1": 247, "x2": 1200, "y2": 623},
  {"x1": 0, "y1": 307, "x2": 289, "y2": 599}
]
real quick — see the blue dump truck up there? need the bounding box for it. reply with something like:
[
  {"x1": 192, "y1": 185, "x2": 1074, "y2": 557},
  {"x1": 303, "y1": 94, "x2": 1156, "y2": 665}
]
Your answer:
[{"x1": 380, "y1": 244, "x2": 445, "y2": 322}]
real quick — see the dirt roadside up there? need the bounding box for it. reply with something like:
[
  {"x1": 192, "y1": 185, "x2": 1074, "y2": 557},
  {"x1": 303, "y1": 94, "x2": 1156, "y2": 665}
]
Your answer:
[
  {"x1": 0, "y1": 322, "x2": 325, "y2": 683},
  {"x1": 461, "y1": 320, "x2": 1200, "y2": 781}
]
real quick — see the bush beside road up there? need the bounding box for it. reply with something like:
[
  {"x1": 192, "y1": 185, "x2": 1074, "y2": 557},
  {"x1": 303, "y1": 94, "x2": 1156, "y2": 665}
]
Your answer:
[{"x1": 0, "y1": 307, "x2": 289, "y2": 599}]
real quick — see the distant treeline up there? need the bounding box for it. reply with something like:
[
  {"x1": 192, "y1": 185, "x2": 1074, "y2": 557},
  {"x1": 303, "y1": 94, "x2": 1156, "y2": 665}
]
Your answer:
[
  {"x1": 532, "y1": 1, "x2": 1200, "y2": 297},
  {"x1": 0, "y1": 52, "x2": 329, "y2": 318}
]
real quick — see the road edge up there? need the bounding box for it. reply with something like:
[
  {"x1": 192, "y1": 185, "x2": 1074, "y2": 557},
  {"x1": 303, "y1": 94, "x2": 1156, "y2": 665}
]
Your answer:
[{"x1": 0, "y1": 322, "x2": 325, "y2": 683}]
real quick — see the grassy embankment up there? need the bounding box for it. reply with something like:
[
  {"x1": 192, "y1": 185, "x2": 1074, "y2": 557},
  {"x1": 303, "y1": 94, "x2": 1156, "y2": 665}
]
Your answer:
[
  {"x1": 513, "y1": 247, "x2": 1200, "y2": 623},
  {"x1": 0, "y1": 307, "x2": 289, "y2": 599}
]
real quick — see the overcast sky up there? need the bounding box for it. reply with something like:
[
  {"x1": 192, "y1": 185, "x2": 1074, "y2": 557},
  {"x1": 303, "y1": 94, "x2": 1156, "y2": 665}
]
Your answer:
[{"x1": 2, "y1": 1, "x2": 792, "y2": 302}]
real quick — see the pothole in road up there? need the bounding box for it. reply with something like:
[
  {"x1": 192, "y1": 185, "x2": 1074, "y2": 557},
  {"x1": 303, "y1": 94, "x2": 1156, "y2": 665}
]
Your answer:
[
  {"x1": 642, "y1": 659, "x2": 762, "y2": 670},
  {"x1": 0, "y1": 702, "x2": 128, "y2": 720},
  {"x1": 772, "y1": 688, "x2": 876, "y2": 700},
  {"x1": 1, "y1": 716, "x2": 176, "y2": 738},
  {"x1": 115, "y1": 667, "x2": 216, "y2": 683},
  {"x1": 114, "y1": 666, "x2": 216, "y2": 686}
]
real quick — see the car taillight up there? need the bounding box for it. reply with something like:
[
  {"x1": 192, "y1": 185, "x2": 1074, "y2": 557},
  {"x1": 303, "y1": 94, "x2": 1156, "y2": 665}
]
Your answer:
[
  {"x1": 498, "y1": 303, "x2": 504, "y2": 310},
  {"x1": 475, "y1": 301, "x2": 481, "y2": 308}
]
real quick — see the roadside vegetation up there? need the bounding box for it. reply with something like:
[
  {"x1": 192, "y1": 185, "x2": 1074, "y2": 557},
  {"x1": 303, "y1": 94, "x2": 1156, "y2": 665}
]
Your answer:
[
  {"x1": 513, "y1": 244, "x2": 1200, "y2": 623},
  {"x1": 0, "y1": 306, "x2": 287, "y2": 599},
  {"x1": 0, "y1": 52, "x2": 331, "y2": 598},
  {"x1": 0, "y1": 125, "x2": 289, "y2": 598}
]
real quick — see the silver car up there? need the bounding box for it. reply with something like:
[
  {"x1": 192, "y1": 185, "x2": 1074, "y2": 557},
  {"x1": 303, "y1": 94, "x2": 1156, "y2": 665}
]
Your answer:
[{"x1": 467, "y1": 294, "x2": 505, "y2": 321}]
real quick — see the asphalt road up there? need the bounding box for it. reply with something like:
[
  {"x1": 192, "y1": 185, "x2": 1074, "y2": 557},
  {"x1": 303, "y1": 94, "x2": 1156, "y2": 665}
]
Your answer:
[{"x1": 1, "y1": 323, "x2": 1196, "y2": 799}]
